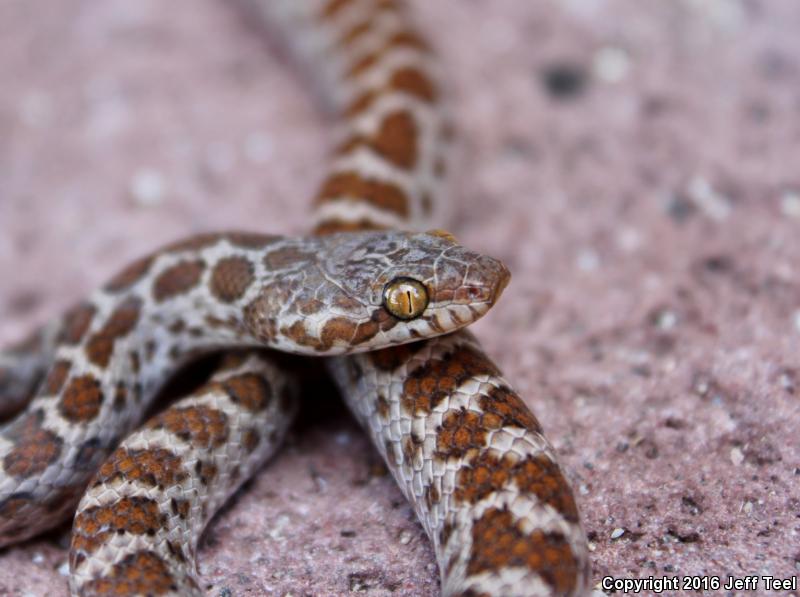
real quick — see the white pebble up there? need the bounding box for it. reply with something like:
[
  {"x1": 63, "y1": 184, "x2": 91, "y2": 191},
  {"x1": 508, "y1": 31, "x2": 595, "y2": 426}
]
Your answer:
[
  {"x1": 610, "y1": 527, "x2": 625, "y2": 539},
  {"x1": 130, "y1": 168, "x2": 166, "y2": 206},
  {"x1": 780, "y1": 191, "x2": 800, "y2": 218},
  {"x1": 730, "y1": 446, "x2": 744, "y2": 466},
  {"x1": 398, "y1": 530, "x2": 413, "y2": 545},
  {"x1": 593, "y1": 46, "x2": 630, "y2": 83},
  {"x1": 687, "y1": 175, "x2": 730, "y2": 221},
  {"x1": 58, "y1": 561, "x2": 70, "y2": 576},
  {"x1": 576, "y1": 249, "x2": 599, "y2": 272},
  {"x1": 654, "y1": 309, "x2": 678, "y2": 330},
  {"x1": 31, "y1": 552, "x2": 45, "y2": 564},
  {"x1": 244, "y1": 132, "x2": 274, "y2": 164}
]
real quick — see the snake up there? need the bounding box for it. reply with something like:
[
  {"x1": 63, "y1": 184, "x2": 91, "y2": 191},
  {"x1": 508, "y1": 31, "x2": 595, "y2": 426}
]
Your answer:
[{"x1": 0, "y1": 0, "x2": 591, "y2": 595}]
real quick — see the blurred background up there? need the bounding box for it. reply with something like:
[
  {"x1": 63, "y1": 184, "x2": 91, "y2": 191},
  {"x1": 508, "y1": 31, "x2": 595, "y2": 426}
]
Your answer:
[{"x1": 1, "y1": 0, "x2": 798, "y2": 594}]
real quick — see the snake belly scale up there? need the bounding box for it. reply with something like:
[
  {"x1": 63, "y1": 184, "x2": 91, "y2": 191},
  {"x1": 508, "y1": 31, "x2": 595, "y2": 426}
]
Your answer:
[{"x1": 0, "y1": 1, "x2": 591, "y2": 596}]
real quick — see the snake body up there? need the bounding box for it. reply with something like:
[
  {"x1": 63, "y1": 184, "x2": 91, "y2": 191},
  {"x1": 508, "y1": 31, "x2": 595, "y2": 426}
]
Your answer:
[{"x1": 1, "y1": 1, "x2": 590, "y2": 595}]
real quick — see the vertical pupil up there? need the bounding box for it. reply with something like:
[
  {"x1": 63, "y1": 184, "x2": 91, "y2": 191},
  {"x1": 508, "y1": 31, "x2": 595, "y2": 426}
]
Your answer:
[{"x1": 406, "y1": 290, "x2": 413, "y2": 313}]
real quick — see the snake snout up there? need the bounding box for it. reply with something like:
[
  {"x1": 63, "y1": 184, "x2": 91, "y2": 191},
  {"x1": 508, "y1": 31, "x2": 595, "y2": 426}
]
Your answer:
[
  {"x1": 488, "y1": 260, "x2": 511, "y2": 306},
  {"x1": 469, "y1": 255, "x2": 511, "y2": 308}
]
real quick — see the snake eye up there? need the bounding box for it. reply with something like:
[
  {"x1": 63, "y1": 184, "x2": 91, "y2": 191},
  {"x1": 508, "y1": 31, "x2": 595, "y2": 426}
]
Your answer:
[{"x1": 383, "y1": 277, "x2": 429, "y2": 320}]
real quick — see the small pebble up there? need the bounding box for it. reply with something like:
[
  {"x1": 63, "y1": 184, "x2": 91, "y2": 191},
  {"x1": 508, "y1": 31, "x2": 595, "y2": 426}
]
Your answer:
[
  {"x1": 593, "y1": 46, "x2": 630, "y2": 82},
  {"x1": 654, "y1": 309, "x2": 677, "y2": 330},
  {"x1": 730, "y1": 446, "x2": 744, "y2": 466},
  {"x1": 398, "y1": 530, "x2": 413, "y2": 545},
  {"x1": 58, "y1": 561, "x2": 70, "y2": 576},
  {"x1": 611, "y1": 527, "x2": 625, "y2": 539},
  {"x1": 687, "y1": 176, "x2": 731, "y2": 220},
  {"x1": 576, "y1": 249, "x2": 599, "y2": 271},
  {"x1": 780, "y1": 191, "x2": 800, "y2": 218},
  {"x1": 541, "y1": 62, "x2": 588, "y2": 99},
  {"x1": 130, "y1": 168, "x2": 166, "y2": 206},
  {"x1": 244, "y1": 132, "x2": 274, "y2": 163}
]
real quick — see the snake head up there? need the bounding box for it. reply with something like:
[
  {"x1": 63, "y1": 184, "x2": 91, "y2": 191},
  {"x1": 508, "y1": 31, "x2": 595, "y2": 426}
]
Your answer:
[{"x1": 247, "y1": 230, "x2": 509, "y2": 354}]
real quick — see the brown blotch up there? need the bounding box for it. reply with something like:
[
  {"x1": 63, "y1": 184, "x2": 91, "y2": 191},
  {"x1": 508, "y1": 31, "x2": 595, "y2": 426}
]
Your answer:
[
  {"x1": 401, "y1": 434, "x2": 423, "y2": 465},
  {"x1": 43, "y1": 360, "x2": 71, "y2": 395},
  {"x1": 224, "y1": 231, "x2": 279, "y2": 249},
  {"x1": 455, "y1": 452, "x2": 579, "y2": 522},
  {"x1": 243, "y1": 297, "x2": 278, "y2": 343},
  {"x1": 0, "y1": 494, "x2": 31, "y2": 520},
  {"x1": 468, "y1": 508, "x2": 580, "y2": 595},
  {"x1": 149, "y1": 405, "x2": 229, "y2": 449},
  {"x1": 93, "y1": 447, "x2": 187, "y2": 489},
  {"x1": 479, "y1": 385, "x2": 543, "y2": 433},
  {"x1": 210, "y1": 256, "x2": 254, "y2": 303},
  {"x1": 369, "y1": 342, "x2": 426, "y2": 371},
  {"x1": 85, "y1": 296, "x2": 143, "y2": 368},
  {"x1": 3, "y1": 411, "x2": 63, "y2": 477},
  {"x1": 370, "y1": 111, "x2": 417, "y2": 169},
  {"x1": 390, "y1": 66, "x2": 436, "y2": 101},
  {"x1": 346, "y1": 31, "x2": 428, "y2": 78},
  {"x1": 424, "y1": 483, "x2": 440, "y2": 510},
  {"x1": 130, "y1": 351, "x2": 141, "y2": 373},
  {"x1": 440, "y1": 520, "x2": 455, "y2": 547},
  {"x1": 242, "y1": 428, "x2": 260, "y2": 453},
  {"x1": 59, "y1": 302, "x2": 96, "y2": 344},
  {"x1": 316, "y1": 171, "x2": 410, "y2": 217},
  {"x1": 168, "y1": 319, "x2": 186, "y2": 334},
  {"x1": 320, "y1": 317, "x2": 358, "y2": 349},
  {"x1": 223, "y1": 373, "x2": 272, "y2": 412},
  {"x1": 346, "y1": 66, "x2": 437, "y2": 116},
  {"x1": 195, "y1": 460, "x2": 218, "y2": 485},
  {"x1": 163, "y1": 231, "x2": 274, "y2": 253},
  {"x1": 72, "y1": 496, "x2": 165, "y2": 557},
  {"x1": 340, "y1": 20, "x2": 371, "y2": 44},
  {"x1": 401, "y1": 346, "x2": 499, "y2": 415},
  {"x1": 297, "y1": 297, "x2": 326, "y2": 316},
  {"x1": 152, "y1": 259, "x2": 205, "y2": 302},
  {"x1": 59, "y1": 374, "x2": 104, "y2": 422},
  {"x1": 263, "y1": 245, "x2": 314, "y2": 270},
  {"x1": 170, "y1": 498, "x2": 190, "y2": 519},
  {"x1": 80, "y1": 550, "x2": 177, "y2": 596},
  {"x1": 316, "y1": 311, "x2": 398, "y2": 352},
  {"x1": 336, "y1": 111, "x2": 418, "y2": 170},
  {"x1": 321, "y1": 0, "x2": 355, "y2": 17},
  {"x1": 113, "y1": 383, "x2": 128, "y2": 411},
  {"x1": 435, "y1": 408, "x2": 487, "y2": 460},
  {"x1": 105, "y1": 256, "x2": 155, "y2": 292},
  {"x1": 167, "y1": 539, "x2": 188, "y2": 563},
  {"x1": 376, "y1": 393, "x2": 390, "y2": 420},
  {"x1": 314, "y1": 218, "x2": 389, "y2": 236},
  {"x1": 280, "y1": 320, "x2": 317, "y2": 349}
]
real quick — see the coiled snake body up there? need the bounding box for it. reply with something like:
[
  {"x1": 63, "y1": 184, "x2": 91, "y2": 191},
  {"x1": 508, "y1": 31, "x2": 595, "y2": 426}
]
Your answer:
[{"x1": 0, "y1": 1, "x2": 591, "y2": 595}]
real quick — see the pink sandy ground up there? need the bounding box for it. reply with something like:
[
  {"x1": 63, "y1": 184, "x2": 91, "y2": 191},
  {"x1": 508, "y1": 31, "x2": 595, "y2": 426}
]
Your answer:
[{"x1": 1, "y1": 0, "x2": 798, "y2": 595}]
